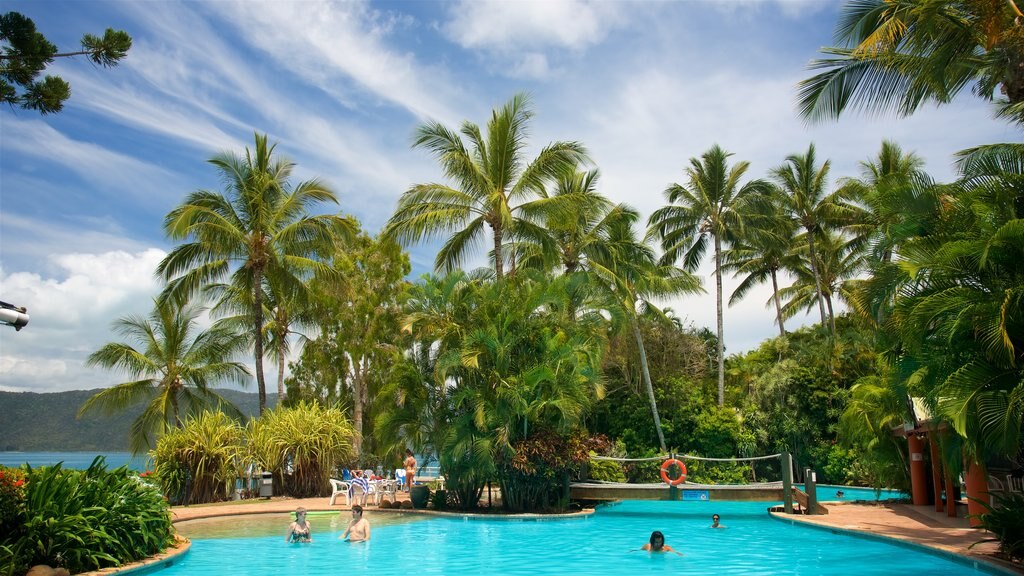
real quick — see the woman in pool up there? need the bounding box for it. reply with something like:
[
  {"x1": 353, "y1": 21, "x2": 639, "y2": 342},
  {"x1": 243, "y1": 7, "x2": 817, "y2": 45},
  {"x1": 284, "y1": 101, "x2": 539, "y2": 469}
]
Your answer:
[
  {"x1": 285, "y1": 507, "x2": 312, "y2": 543},
  {"x1": 640, "y1": 531, "x2": 682, "y2": 555}
]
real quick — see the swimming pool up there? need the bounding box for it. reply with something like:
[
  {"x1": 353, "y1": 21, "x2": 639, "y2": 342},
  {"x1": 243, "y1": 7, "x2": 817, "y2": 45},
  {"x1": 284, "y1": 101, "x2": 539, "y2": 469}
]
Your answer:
[
  {"x1": 797, "y1": 483, "x2": 907, "y2": 501},
  {"x1": 165, "y1": 500, "x2": 998, "y2": 575}
]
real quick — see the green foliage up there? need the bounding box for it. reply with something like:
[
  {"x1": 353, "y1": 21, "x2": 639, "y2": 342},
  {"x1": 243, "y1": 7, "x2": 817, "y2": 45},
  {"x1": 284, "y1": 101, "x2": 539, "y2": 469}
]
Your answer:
[
  {"x1": 587, "y1": 454, "x2": 626, "y2": 483},
  {"x1": 0, "y1": 467, "x2": 25, "y2": 545},
  {"x1": 0, "y1": 458, "x2": 172, "y2": 576},
  {"x1": 974, "y1": 491, "x2": 1024, "y2": 563},
  {"x1": 80, "y1": 298, "x2": 249, "y2": 454},
  {"x1": 152, "y1": 411, "x2": 241, "y2": 505},
  {"x1": 0, "y1": 11, "x2": 131, "y2": 114},
  {"x1": 246, "y1": 401, "x2": 354, "y2": 497},
  {"x1": 498, "y1": 429, "x2": 605, "y2": 512}
]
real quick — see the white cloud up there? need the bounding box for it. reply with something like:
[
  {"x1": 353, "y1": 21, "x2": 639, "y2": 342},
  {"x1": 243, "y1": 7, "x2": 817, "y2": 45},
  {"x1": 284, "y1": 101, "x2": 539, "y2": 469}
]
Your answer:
[
  {"x1": 444, "y1": 0, "x2": 623, "y2": 52},
  {"x1": 0, "y1": 249, "x2": 167, "y2": 392}
]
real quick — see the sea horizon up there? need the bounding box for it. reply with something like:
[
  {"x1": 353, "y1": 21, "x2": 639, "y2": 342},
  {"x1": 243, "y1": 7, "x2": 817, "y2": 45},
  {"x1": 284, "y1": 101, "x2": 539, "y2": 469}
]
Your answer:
[{"x1": 0, "y1": 451, "x2": 150, "y2": 471}]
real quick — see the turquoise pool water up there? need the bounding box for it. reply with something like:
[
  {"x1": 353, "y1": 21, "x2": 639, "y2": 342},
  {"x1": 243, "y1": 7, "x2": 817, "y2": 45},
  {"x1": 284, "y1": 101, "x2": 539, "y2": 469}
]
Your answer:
[
  {"x1": 797, "y1": 483, "x2": 907, "y2": 501},
  {"x1": 164, "y1": 500, "x2": 996, "y2": 575}
]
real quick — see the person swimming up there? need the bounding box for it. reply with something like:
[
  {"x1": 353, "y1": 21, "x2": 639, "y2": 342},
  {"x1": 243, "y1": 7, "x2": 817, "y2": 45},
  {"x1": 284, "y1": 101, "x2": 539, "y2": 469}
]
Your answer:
[
  {"x1": 836, "y1": 490, "x2": 845, "y2": 498},
  {"x1": 640, "y1": 530, "x2": 682, "y2": 555},
  {"x1": 285, "y1": 507, "x2": 312, "y2": 543},
  {"x1": 710, "y1": 514, "x2": 725, "y2": 528}
]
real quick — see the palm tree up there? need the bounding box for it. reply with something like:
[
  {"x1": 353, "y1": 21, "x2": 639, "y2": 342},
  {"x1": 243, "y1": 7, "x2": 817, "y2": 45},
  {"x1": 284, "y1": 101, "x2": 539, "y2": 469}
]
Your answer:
[
  {"x1": 838, "y1": 140, "x2": 934, "y2": 265},
  {"x1": 591, "y1": 217, "x2": 703, "y2": 451},
  {"x1": 778, "y1": 229, "x2": 864, "y2": 334},
  {"x1": 648, "y1": 144, "x2": 769, "y2": 406},
  {"x1": 79, "y1": 298, "x2": 249, "y2": 453},
  {"x1": 383, "y1": 93, "x2": 588, "y2": 279},
  {"x1": 770, "y1": 143, "x2": 848, "y2": 335},
  {"x1": 157, "y1": 133, "x2": 354, "y2": 414},
  {"x1": 723, "y1": 191, "x2": 799, "y2": 339},
  {"x1": 798, "y1": 0, "x2": 1024, "y2": 124}
]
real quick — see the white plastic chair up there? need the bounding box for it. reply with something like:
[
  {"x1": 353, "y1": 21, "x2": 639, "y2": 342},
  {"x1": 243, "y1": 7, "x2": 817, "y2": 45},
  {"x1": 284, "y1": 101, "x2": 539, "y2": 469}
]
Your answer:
[
  {"x1": 329, "y1": 479, "x2": 351, "y2": 506},
  {"x1": 350, "y1": 480, "x2": 371, "y2": 506},
  {"x1": 988, "y1": 475, "x2": 1005, "y2": 492},
  {"x1": 1008, "y1": 475, "x2": 1024, "y2": 493}
]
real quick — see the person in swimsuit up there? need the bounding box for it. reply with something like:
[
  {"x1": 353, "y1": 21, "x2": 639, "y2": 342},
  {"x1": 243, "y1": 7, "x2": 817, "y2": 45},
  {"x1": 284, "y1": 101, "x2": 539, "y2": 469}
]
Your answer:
[
  {"x1": 710, "y1": 514, "x2": 726, "y2": 528},
  {"x1": 285, "y1": 507, "x2": 312, "y2": 542},
  {"x1": 340, "y1": 505, "x2": 370, "y2": 542},
  {"x1": 403, "y1": 449, "x2": 417, "y2": 492},
  {"x1": 640, "y1": 530, "x2": 682, "y2": 555}
]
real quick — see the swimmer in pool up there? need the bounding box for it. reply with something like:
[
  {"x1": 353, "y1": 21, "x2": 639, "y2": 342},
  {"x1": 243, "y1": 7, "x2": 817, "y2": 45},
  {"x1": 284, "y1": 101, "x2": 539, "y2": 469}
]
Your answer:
[{"x1": 639, "y1": 531, "x2": 682, "y2": 555}]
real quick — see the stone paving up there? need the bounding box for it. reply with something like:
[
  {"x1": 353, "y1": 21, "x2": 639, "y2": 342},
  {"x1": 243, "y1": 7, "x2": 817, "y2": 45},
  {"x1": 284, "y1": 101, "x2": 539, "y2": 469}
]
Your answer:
[
  {"x1": 773, "y1": 502, "x2": 1023, "y2": 574},
  {"x1": 170, "y1": 490, "x2": 412, "y2": 523}
]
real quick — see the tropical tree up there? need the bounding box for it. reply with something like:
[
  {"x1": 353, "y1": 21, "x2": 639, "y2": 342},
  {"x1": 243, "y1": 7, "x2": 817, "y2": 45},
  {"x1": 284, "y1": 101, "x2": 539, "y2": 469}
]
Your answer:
[
  {"x1": 648, "y1": 144, "x2": 769, "y2": 406},
  {"x1": 383, "y1": 92, "x2": 588, "y2": 279},
  {"x1": 769, "y1": 143, "x2": 849, "y2": 335},
  {"x1": 157, "y1": 132, "x2": 354, "y2": 414},
  {"x1": 79, "y1": 298, "x2": 249, "y2": 453},
  {"x1": 798, "y1": 0, "x2": 1024, "y2": 124},
  {"x1": 723, "y1": 190, "x2": 799, "y2": 339},
  {"x1": 592, "y1": 217, "x2": 703, "y2": 450},
  {"x1": 778, "y1": 229, "x2": 864, "y2": 333},
  {"x1": 0, "y1": 11, "x2": 131, "y2": 114},
  {"x1": 838, "y1": 140, "x2": 934, "y2": 266}
]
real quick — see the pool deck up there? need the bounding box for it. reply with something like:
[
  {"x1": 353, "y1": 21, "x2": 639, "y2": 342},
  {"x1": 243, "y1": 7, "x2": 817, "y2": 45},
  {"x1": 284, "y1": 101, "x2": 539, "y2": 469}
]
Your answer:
[
  {"x1": 771, "y1": 501, "x2": 1023, "y2": 574},
  {"x1": 170, "y1": 491, "x2": 414, "y2": 522}
]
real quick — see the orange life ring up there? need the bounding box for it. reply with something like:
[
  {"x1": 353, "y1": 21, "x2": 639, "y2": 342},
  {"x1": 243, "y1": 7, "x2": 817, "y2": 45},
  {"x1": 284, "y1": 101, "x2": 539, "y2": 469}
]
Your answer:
[{"x1": 660, "y1": 458, "x2": 687, "y2": 486}]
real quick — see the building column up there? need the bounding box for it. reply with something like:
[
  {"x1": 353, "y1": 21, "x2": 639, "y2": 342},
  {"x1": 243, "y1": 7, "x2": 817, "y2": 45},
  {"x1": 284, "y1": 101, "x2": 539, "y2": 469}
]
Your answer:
[
  {"x1": 964, "y1": 459, "x2": 989, "y2": 528},
  {"x1": 945, "y1": 466, "x2": 958, "y2": 517},
  {"x1": 929, "y1": 437, "x2": 943, "y2": 512},
  {"x1": 907, "y1": 434, "x2": 929, "y2": 505}
]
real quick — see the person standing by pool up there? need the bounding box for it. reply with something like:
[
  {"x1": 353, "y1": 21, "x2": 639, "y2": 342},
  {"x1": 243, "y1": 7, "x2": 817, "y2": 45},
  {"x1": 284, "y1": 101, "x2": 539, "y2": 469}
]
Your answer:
[
  {"x1": 340, "y1": 505, "x2": 370, "y2": 542},
  {"x1": 404, "y1": 449, "x2": 417, "y2": 492},
  {"x1": 710, "y1": 514, "x2": 725, "y2": 528},
  {"x1": 285, "y1": 507, "x2": 312, "y2": 542},
  {"x1": 640, "y1": 531, "x2": 682, "y2": 555}
]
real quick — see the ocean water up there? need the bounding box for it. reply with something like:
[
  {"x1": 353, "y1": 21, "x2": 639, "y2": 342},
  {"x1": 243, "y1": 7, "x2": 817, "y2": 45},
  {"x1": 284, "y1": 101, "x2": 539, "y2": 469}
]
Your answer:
[
  {"x1": 162, "y1": 500, "x2": 997, "y2": 575},
  {"x1": 0, "y1": 451, "x2": 150, "y2": 471}
]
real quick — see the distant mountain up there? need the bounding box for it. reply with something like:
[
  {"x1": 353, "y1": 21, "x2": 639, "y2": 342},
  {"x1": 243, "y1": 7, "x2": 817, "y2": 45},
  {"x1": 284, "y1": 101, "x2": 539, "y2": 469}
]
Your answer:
[{"x1": 0, "y1": 389, "x2": 273, "y2": 451}]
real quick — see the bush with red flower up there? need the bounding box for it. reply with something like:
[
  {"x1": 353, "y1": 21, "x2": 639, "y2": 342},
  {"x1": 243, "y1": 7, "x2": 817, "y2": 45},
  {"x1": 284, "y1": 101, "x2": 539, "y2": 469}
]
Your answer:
[{"x1": 0, "y1": 467, "x2": 26, "y2": 537}]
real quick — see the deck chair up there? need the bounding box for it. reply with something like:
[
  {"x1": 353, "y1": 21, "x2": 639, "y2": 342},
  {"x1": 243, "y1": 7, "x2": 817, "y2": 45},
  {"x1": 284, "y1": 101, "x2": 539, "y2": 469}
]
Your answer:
[
  {"x1": 329, "y1": 479, "x2": 351, "y2": 506},
  {"x1": 349, "y1": 477, "x2": 371, "y2": 506},
  {"x1": 988, "y1": 475, "x2": 1005, "y2": 493},
  {"x1": 1007, "y1": 475, "x2": 1024, "y2": 493}
]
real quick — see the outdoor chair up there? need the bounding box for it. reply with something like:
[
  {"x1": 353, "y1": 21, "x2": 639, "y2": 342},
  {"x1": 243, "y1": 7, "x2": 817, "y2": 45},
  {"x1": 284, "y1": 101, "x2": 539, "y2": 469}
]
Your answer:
[
  {"x1": 1007, "y1": 475, "x2": 1024, "y2": 493},
  {"x1": 988, "y1": 475, "x2": 1005, "y2": 493},
  {"x1": 329, "y1": 479, "x2": 351, "y2": 506}
]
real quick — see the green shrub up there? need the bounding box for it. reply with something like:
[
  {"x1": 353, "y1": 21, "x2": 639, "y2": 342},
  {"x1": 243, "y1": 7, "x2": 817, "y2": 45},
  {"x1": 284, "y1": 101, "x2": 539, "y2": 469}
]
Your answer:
[
  {"x1": 0, "y1": 467, "x2": 26, "y2": 543},
  {"x1": 588, "y1": 455, "x2": 626, "y2": 482},
  {"x1": 152, "y1": 411, "x2": 242, "y2": 505},
  {"x1": 974, "y1": 491, "x2": 1024, "y2": 563},
  {"x1": 246, "y1": 401, "x2": 355, "y2": 498},
  {"x1": 0, "y1": 458, "x2": 173, "y2": 576}
]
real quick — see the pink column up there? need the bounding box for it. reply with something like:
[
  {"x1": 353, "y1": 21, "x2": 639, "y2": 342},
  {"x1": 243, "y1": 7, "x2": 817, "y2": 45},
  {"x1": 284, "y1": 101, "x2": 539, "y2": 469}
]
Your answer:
[
  {"x1": 907, "y1": 434, "x2": 929, "y2": 506},
  {"x1": 929, "y1": 438, "x2": 943, "y2": 512},
  {"x1": 964, "y1": 459, "x2": 989, "y2": 527}
]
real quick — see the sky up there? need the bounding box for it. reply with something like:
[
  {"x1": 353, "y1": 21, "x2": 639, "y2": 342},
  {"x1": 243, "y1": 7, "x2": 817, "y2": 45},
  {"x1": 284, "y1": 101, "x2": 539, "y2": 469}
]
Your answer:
[{"x1": 0, "y1": 0, "x2": 1017, "y2": 394}]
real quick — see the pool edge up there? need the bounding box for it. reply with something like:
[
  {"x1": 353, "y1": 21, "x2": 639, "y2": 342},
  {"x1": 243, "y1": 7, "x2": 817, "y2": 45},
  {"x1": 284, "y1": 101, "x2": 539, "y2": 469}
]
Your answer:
[
  {"x1": 75, "y1": 535, "x2": 191, "y2": 576},
  {"x1": 769, "y1": 511, "x2": 1023, "y2": 576}
]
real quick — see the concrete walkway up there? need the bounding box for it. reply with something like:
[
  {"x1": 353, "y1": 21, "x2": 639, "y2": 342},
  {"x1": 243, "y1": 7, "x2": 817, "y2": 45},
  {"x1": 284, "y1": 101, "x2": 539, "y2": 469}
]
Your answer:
[
  {"x1": 773, "y1": 502, "x2": 1023, "y2": 574},
  {"x1": 171, "y1": 491, "x2": 412, "y2": 523}
]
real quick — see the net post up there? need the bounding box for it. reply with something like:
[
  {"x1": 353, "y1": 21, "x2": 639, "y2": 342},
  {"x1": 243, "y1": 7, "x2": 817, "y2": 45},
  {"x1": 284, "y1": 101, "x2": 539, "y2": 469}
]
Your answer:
[{"x1": 781, "y1": 452, "x2": 793, "y2": 514}]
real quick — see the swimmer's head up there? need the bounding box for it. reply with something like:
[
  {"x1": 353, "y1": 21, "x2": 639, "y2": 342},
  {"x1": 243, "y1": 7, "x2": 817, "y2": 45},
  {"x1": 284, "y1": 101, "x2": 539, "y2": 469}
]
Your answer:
[{"x1": 649, "y1": 530, "x2": 665, "y2": 550}]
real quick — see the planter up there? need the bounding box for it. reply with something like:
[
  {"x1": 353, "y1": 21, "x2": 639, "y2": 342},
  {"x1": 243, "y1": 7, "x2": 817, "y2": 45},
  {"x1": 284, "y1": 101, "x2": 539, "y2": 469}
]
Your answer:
[{"x1": 410, "y1": 484, "x2": 431, "y2": 509}]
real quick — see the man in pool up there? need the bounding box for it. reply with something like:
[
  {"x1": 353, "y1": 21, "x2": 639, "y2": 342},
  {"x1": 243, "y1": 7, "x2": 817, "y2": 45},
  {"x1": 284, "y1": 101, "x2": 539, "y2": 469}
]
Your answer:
[
  {"x1": 711, "y1": 514, "x2": 725, "y2": 528},
  {"x1": 640, "y1": 531, "x2": 682, "y2": 555},
  {"x1": 836, "y1": 490, "x2": 845, "y2": 498},
  {"x1": 340, "y1": 505, "x2": 370, "y2": 542}
]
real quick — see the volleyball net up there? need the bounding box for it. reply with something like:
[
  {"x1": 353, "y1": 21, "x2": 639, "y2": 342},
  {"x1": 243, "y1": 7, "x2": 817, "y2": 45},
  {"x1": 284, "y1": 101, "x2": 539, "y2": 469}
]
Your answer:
[{"x1": 584, "y1": 452, "x2": 790, "y2": 488}]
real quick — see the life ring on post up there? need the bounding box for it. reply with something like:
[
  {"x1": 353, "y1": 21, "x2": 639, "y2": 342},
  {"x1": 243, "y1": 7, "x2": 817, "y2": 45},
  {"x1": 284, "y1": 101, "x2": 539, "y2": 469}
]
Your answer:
[{"x1": 660, "y1": 458, "x2": 687, "y2": 486}]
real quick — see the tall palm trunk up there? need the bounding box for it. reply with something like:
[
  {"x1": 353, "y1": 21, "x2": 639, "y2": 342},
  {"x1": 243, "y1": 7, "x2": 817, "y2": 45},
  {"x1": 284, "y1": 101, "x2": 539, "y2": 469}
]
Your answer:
[
  {"x1": 632, "y1": 320, "x2": 667, "y2": 452},
  {"x1": 277, "y1": 342, "x2": 286, "y2": 402},
  {"x1": 253, "y1": 266, "x2": 268, "y2": 415},
  {"x1": 714, "y1": 235, "x2": 725, "y2": 406},
  {"x1": 352, "y1": 358, "x2": 365, "y2": 458},
  {"x1": 493, "y1": 224, "x2": 504, "y2": 279},
  {"x1": 771, "y1": 268, "x2": 786, "y2": 338},
  {"x1": 805, "y1": 232, "x2": 829, "y2": 331}
]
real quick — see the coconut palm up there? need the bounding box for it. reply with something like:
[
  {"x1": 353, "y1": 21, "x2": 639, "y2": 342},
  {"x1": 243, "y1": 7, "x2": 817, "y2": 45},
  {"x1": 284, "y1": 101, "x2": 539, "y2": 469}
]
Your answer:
[
  {"x1": 837, "y1": 140, "x2": 935, "y2": 265},
  {"x1": 591, "y1": 217, "x2": 703, "y2": 451},
  {"x1": 778, "y1": 229, "x2": 864, "y2": 333},
  {"x1": 722, "y1": 191, "x2": 800, "y2": 339},
  {"x1": 157, "y1": 133, "x2": 354, "y2": 414},
  {"x1": 799, "y1": 0, "x2": 1024, "y2": 124},
  {"x1": 648, "y1": 144, "x2": 770, "y2": 406},
  {"x1": 383, "y1": 93, "x2": 588, "y2": 279},
  {"x1": 79, "y1": 298, "x2": 249, "y2": 453},
  {"x1": 770, "y1": 143, "x2": 851, "y2": 335}
]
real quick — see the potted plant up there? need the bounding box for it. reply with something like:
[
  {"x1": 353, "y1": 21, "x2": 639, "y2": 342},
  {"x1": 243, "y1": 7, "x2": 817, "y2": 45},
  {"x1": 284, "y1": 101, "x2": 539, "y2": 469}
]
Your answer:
[{"x1": 410, "y1": 483, "x2": 431, "y2": 509}]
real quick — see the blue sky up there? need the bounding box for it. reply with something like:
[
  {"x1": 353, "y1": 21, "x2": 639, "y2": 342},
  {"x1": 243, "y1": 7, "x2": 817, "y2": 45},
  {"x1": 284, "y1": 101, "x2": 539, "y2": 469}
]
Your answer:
[{"x1": 0, "y1": 0, "x2": 1016, "y2": 393}]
